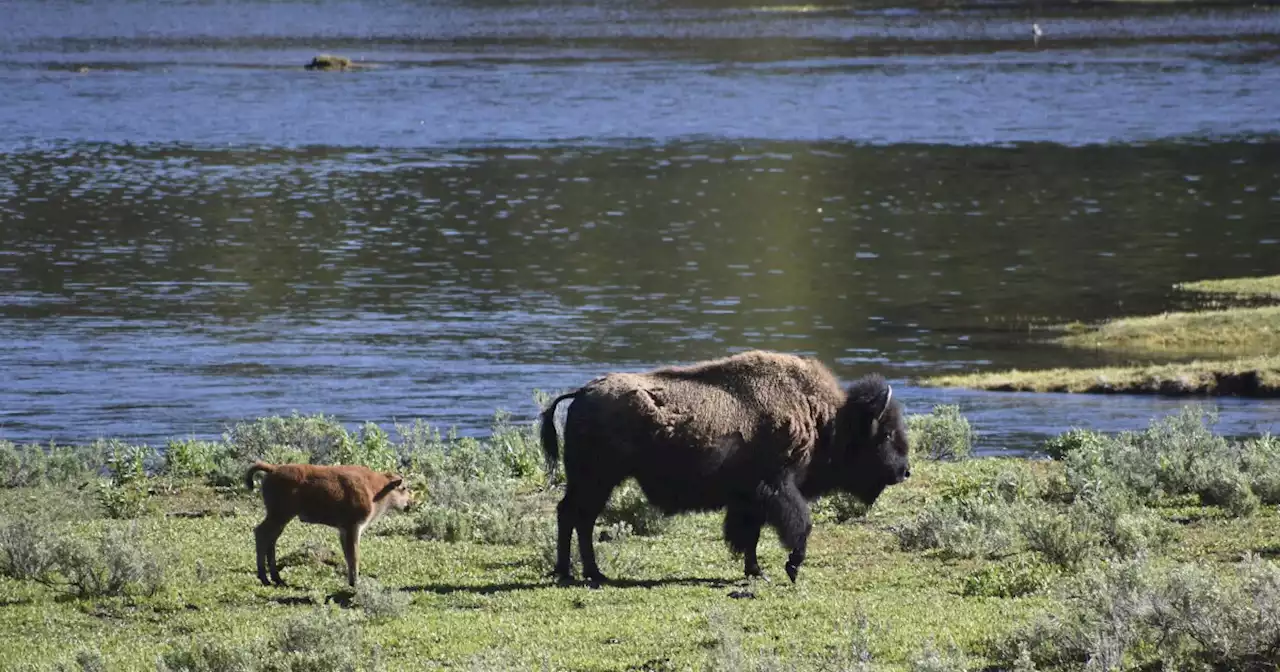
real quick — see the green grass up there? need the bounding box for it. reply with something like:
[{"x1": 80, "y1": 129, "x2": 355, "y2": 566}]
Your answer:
[
  {"x1": 922, "y1": 274, "x2": 1280, "y2": 396},
  {"x1": 1176, "y1": 274, "x2": 1280, "y2": 302},
  {"x1": 3, "y1": 409, "x2": 1280, "y2": 670},
  {"x1": 0, "y1": 468, "x2": 1047, "y2": 671},
  {"x1": 920, "y1": 355, "x2": 1280, "y2": 396},
  {"x1": 1052, "y1": 305, "x2": 1280, "y2": 359}
]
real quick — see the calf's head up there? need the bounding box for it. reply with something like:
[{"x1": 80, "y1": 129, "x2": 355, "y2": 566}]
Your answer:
[
  {"x1": 832, "y1": 375, "x2": 910, "y2": 505},
  {"x1": 375, "y1": 474, "x2": 415, "y2": 512}
]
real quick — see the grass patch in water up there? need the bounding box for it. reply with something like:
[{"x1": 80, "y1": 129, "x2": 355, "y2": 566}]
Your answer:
[
  {"x1": 919, "y1": 355, "x2": 1280, "y2": 396},
  {"x1": 1176, "y1": 274, "x2": 1280, "y2": 302},
  {"x1": 1052, "y1": 305, "x2": 1280, "y2": 359},
  {"x1": 923, "y1": 274, "x2": 1280, "y2": 397}
]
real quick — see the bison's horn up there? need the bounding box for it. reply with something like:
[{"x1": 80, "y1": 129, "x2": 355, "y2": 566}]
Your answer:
[{"x1": 879, "y1": 384, "x2": 893, "y2": 421}]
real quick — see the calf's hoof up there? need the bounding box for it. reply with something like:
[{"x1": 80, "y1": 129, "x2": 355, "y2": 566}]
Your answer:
[{"x1": 784, "y1": 562, "x2": 799, "y2": 584}]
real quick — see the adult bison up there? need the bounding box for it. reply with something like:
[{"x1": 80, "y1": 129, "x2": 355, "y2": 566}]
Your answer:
[{"x1": 540, "y1": 350, "x2": 910, "y2": 585}]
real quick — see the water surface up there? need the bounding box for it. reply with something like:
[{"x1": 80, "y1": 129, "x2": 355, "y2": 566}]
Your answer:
[{"x1": 2, "y1": 0, "x2": 1279, "y2": 450}]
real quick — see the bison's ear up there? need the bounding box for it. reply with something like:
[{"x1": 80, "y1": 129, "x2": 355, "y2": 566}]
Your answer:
[{"x1": 870, "y1": 383, "x2": 892, "y2": 422}]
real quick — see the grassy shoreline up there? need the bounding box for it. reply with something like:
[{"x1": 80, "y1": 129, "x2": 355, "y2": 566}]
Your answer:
[
  {"x1": 3, "y1": 408, "x2": 1280, "y2": 670},
  {"x1": 921, "y1": 274, "x2": 1280, "y2": 397},
  {"x1": 920, "y1": 355, "x2": 1280, "y2": 396}
]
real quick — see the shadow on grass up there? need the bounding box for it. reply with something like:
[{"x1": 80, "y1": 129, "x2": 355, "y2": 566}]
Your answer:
[
  {"x1": 268, "y1": 595, "x2": 317, "y2": 606},
  {"x1": 1251, "y1": 545, "x2": 1280, "y2": 559},
  {"x1": 400, "y1": 576, "x2": 729, "y2": 595}
]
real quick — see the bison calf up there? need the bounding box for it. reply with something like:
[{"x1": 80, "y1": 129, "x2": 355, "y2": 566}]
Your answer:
[
  {"x1": 541, "y1": 350, "x2": 910, "y2": 585},
  {"x1": 245, "y1": 461, "x2": 412, "y2": 587}
]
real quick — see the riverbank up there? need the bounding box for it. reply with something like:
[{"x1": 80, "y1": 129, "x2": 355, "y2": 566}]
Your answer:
[
  {"x1": 2, "y1": 408, "x2": 1279, "y2": 670},
  {"x1": 921, "y1": 274, "x2": 1280, "y2": 397}
]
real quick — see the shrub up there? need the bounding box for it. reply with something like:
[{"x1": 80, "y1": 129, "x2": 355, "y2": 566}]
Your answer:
[
  {"x1": 996, "y1": 557, "x2": 1157, "y2": 670},
  {"x1": 893, "y1": 493, "x2": 1019, "y2": 559},
  {"x1": 1195, "y1": 460, "x2": 1261, "y2": 517},
  {"x1": 0, "y1": 520, "x2": 167, "y2": 599},
  {"x1": 0, "y1": 517, "x2": 60, "y2": 582},
  {"x1": 1040, "y1": 429, "x2": 1110, "y2": 462},
  {"x1": 96, "y1": 444, "x2": 152, "y2": 519},
  {"x1": 163, "y1": 439, "x2": 224, "y2": 480},
  {"x1": 56, "y1": 524, "x2": 166, "y2": 598},
  {"x1": 907, "y1": 405, "x2": 976, "y2": 461},
  {"x1": 158, "y1": 639, "x2": 263, "y2": 672},
  {"x1": 1, "y1": 442, "x2": 104, "y2": 488},
  {"x1": 489, "y1": 409, "x2": 544, "y2": 482},
  {"x1": 0, "y1": 441, "x2": 27, "y2": 487},
  {"x1": 1020, "y1": 508, "x2": 1098, "y2": 569},
  {"x1": 599, "y1": 480, "x2": 669, "y2": 537},
  {"x1": 415, "y1": 475, "x2": 544, "y2": 545},
  {"x1": 350, "y1": 578, "x2": 410, "y2": 621},
  {"x1": 963, "y1": 555, "x2": 1057, "y2": 598},
  {"x1": 815, "y1": 492, "x2": 872, "y2": 523},
  {"x1": 332, "y1": 423, "x2": 398, "y2": 473},
  {"x1": 55, "y1": 649, "x2": 108, "y2": 672},
  {"x1": 225, "y1": 413, "x2": 350, "y2": 464},
  {"x1": 271, "y1": 607, "x2": 368, "y2": 672},
  {"x1": 1155, "y1": 555, "x2": 1280, "y2": 668},
  {"x1": 1241, "y1": 434, "x2": 1280, "y2": 505},
  {"x1": 45, "y1": 444, "x2": 106, "y2": 485},
  {"x1": 1059, "y1": 408, "x2": 1270, "y2": 517},
  {"x1": 996, "y1": 556, "x2": 1280, "y2": 671},
  {"x1": 910, "y1": 638, "x2": 969, "y2": 672},
  {"x1": 206, "y1": 452, "x2": 246, "y2": 489}
]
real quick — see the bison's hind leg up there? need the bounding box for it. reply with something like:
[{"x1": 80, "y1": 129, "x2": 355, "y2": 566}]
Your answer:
[
  {"x1": 556, "y1": 479, "x2": 620, "y2": 587},
  {"x1": 553, "y1": 495, "x2": 576, "y2": 583}
]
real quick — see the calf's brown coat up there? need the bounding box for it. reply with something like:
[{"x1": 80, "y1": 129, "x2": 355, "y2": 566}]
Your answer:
[{"x1": 245, "y1": 461, "x2": 412, "y2": 587}]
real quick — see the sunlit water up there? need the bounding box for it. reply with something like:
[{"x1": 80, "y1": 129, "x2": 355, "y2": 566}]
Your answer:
[{"x1": 2, "y1": 0, "x2": 1279, "y2": 451}]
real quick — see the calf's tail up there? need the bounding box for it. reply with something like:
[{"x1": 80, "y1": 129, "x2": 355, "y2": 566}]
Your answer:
[
  {"x1": 244, "y1": 460, "x2": 274, "y2": 491},
  {"x1": 540, "y1": 390, "x2": 580, "y2": 473}
]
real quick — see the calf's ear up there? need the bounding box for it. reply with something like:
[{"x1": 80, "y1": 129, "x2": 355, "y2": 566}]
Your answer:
[{"x1": 374, "y1": 478, "x2": 404, "y2": 501}]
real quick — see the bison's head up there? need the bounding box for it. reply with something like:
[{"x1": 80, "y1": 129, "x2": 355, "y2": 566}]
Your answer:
[{"x1": 831, "y1": 375, "x2": 909, "y2": 505}]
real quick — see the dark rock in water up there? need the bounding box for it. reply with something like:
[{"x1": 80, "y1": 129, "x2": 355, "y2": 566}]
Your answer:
[{"x1": 305, "y1": 54, "x2": 353, "y2": 71}]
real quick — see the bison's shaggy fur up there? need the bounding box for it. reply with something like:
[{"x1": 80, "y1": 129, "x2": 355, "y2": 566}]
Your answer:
[{"x1": 541, "y1": 350, "x2": 910, "y2": 585}]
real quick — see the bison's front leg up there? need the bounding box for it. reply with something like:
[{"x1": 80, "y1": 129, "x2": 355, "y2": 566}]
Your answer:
[
  {"x1": 724, "y1": 502, "x2": 768, "y2": 581},
  {"x1": 764, "y1": 474, "x2": 812, "y2": 584}
]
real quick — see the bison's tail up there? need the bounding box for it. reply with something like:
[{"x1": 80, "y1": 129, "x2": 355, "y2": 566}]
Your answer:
[
  {"x1": 244, "y1": 460, "x2": 274, "y2": 491},
  {"x1": 540, "y1": 390, "x2": 580, "y2": 475}
]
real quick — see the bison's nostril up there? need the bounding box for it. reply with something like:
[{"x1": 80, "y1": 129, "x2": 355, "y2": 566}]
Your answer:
[{"x1": 903, "y1": 469, "x2": 911, "y2": 479}]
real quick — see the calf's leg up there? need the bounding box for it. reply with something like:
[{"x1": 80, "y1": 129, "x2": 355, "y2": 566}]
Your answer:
[
  {"x1": 339, "y1": 525, "x2": 362, "y2": 587},
  {"x1": 255, "y1": 518, "x2": 289, "y2": 587}
]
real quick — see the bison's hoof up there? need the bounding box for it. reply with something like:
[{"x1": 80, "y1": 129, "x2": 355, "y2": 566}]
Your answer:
[
  {"x1": 745, "y1": 570, "x2": 771, "y2": 584},
  {"x1": 584, "y1": 572, "x2": 609, "y2": 588},
  {"x1": 784, "y1": 562, "x2": 799, "y2": 584}
]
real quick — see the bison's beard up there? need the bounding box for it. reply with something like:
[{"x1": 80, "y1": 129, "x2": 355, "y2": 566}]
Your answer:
[{"x1": 851, "y1": 480, "x2": 888, "y2": 507}]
